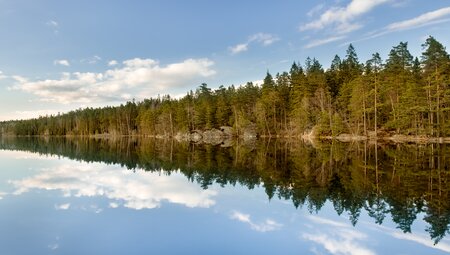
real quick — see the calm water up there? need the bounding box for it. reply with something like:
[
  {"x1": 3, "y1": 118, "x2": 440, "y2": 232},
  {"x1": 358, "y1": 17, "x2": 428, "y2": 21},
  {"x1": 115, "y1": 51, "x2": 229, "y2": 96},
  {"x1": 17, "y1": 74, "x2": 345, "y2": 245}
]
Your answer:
[{"x1": 0, "y1": 137, "x2": 449, "y2": 255}]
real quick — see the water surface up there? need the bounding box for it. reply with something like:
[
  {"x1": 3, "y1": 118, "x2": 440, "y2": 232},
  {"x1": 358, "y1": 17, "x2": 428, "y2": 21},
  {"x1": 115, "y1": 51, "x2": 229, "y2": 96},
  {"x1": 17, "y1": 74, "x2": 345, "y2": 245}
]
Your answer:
[{"x1": 0, "y1": 137, "x2": 449, "y2": 254}]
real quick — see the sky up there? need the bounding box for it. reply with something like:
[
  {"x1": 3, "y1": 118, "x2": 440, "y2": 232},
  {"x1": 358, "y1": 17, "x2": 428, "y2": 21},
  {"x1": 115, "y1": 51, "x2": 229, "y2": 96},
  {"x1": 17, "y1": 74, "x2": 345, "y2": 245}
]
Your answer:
[{"x1": 0, "y1": 0, "x2": 449, "y2": 121}]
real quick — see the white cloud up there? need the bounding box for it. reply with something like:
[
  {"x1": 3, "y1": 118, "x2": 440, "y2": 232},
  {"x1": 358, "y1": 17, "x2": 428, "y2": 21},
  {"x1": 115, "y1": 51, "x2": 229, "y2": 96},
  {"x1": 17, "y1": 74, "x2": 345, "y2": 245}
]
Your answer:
[
  {"x1": 11, "y1": 58, "x2": 216, "y2": 104},
  {"x1": 387, "y1": 7, "x2": 450, "y2": 31},
  {"x1": 109, "y1": 202, "x2": 119, "y2": 208},
  {"x1": 0, "y1": 192, "x2": 6, "y2": 200},
  {"x1": 249, "y1": 79, "x2": 264, "y2": 86},
  {"x1": 346, "y1": 6, "x2": 450, "y2": 43},
  {"x1": 46, "y1": 20, "x2": 58, "y2": 27},
  {"x1": 304, "y1": 35, "x2": 346, "y2": 49},
  {"x1": 0, "y1": 71, "x2": 7, "y2": 80},
  {"x1": 82, "y1": 55, "x2": 102, "y2": 64},
  {"x1": 108, "y1": 60, "x2": 118, "y2": 66},
  {"x1": 9, "y1": 161, "x2": 217, "y2": 210},
  {"x1": 91, "y1": 55, "x2": 101, "y2": 64},
  {"x1": 0, "y1": 109, "x2": 62, "y2": 121},
  {"x1": 11, "y1": 75, "x2": 27, "y2": 83},
  {"x1": 230, "y1": 211, "x2": 282, "y2": 232},
  {"x1": 229, "y1": 33, "x2": 279, "y2": 54},
  {"x1": 300, "y1": 0, "x2": 389, "y2": 34},
  {"x1": 55, "y1": 203, "x2": 70, "y2": 210},
  {"x1": 54, "y1": 59, "x2": 70, "y2": 67},
  {"x1": 249, "y1": 33, "x2": 280, "y2": 46},
  {"x1": 46, "y1": 20, "x2": 59, "y2": 34},
  {"x1": 229, "y1": 43, "x2": 249, "y2": 54},
  {"x1": 16, "y1": 109, "x2": 61, "y2": 119},
  {"x1": 302, "y1": 215, "x2": 376, "y2": 255},
  {"x1": 391, "y1": 0, "x2": 411, "y2": 8},
  {"x1": 307, "y1": 3, "x2": 325, "y2": 17}
]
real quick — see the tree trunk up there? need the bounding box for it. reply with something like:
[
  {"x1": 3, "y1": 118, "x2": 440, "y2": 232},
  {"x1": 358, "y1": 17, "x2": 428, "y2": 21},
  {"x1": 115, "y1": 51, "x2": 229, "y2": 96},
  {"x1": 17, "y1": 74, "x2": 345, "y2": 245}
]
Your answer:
[
  {"x1": 435, "y1": 66, "x2": 440, "y2": 137},
  {"x1": 169, "y1": 112, "x2": 174, "y2": 137},
  {"x1": 363, "y1": 93, "x2": 367, "y2": 136},
  {"x1": 374, "y1": 75, "x2": 378, "y2": 137}
]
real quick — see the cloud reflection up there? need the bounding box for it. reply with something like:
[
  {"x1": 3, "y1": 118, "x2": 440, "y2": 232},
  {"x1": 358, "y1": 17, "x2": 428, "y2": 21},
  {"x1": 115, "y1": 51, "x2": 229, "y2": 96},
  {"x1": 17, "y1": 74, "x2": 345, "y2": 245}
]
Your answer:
[
  {"x1": 54, "y1": 203, "x2": 70, "y2": 210},
  {"x1": 0, "y1": 150, "x2": 57, "y2": 160},
  {"x1": 391, "y1": 232, "x2": 450, "y2": 253},
  {"x1": 231, "y1": 211, "x2": 282, "y2": 232},
  {"x1": 368, "y1": 223, "x2": 450, "y2": 253},
  {"x1": 9, "y1": 162, "x2": 217, "y2": 210},
  {"x1": 302, "y1": 215, "x2": 376, "y2": 255},
  {"x1": 48, "y1": 244, "x2": 59, "y2": 250}
]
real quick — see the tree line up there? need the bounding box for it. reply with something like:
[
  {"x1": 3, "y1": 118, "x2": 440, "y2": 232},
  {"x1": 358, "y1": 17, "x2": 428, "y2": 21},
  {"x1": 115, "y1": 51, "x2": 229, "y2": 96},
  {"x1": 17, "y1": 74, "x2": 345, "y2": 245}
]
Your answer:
[
  {"x1": 1, "y1": 36, "x2": 449, "y2": 138},
  {"x1": 1, "y1": 137, "x2": 449, "y2": 243}
]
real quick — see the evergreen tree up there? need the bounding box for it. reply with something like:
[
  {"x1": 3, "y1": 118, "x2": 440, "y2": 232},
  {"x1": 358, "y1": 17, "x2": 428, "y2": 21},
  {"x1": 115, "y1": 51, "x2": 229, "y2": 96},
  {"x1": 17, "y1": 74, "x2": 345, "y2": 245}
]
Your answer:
[
  {"x1": 421, "y1": 36, "x2": 450, "y2": 136},
  {"x1": 366, "y1": 52, "x2": 383, "y2": 136},
  {"x1": 384, "y1": 42, "x2": 413, "y2": 132}
]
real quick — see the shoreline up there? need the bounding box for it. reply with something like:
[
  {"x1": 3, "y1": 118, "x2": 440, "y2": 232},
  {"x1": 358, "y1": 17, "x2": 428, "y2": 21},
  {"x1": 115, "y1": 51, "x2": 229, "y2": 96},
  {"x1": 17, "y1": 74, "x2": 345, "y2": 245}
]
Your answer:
[
  {"x1": 2, "y1": 133, "x2": 450, "y2": 144},
  {"x1": 317, "y1": 134, "x2": 450, "y2": 144}
]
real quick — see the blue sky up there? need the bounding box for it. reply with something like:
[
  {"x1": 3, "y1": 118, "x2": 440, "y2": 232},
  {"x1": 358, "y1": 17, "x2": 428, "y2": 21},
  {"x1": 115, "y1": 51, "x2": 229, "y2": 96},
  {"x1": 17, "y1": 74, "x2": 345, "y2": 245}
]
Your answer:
[{"x1": 0, "y1": 0, "x2": 449, "y2": 120}]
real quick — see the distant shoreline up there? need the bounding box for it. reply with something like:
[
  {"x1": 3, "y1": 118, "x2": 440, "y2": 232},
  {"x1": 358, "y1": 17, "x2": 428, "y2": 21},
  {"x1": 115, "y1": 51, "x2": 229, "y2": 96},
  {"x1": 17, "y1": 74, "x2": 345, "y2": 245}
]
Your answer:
[{"x1": 2, "y1": 133, "x2": 450, "y2": 144}]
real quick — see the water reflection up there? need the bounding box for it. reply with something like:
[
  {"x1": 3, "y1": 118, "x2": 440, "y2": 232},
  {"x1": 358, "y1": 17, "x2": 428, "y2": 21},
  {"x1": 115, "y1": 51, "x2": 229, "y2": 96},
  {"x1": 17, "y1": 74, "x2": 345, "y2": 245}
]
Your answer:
[
  {"x1": 230, "y1": 211, "x2": 283, "y2": 232},
  {"x1": 302, "y1": 215, "x2": 375, "y2": 255},
  {"x1": 0, "y1": 136, "x2": 449, "y2": 244},
  {"x1": 10, "y1": 162, "x2": 216, "y2": 210}
]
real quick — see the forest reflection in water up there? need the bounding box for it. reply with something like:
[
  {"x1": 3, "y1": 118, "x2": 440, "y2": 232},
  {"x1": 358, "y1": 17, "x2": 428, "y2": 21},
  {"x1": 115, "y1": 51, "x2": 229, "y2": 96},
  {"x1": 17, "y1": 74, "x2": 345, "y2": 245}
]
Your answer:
[{"x1": 1, "y1": 136, "x2": 449, "y2": 244}]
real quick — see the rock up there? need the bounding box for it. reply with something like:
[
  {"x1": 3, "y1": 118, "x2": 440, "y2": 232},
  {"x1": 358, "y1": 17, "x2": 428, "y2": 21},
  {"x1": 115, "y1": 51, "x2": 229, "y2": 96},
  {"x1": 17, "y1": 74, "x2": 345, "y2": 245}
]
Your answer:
[
  {"x1": 174, "y1": 127, "x2": 237, "y2": 145},
  {"x1": 220, "y1": 139, "x2": 233, "y2": 147},
  {"x1": 202, "y1": 129, "x2": 223, "y2": 138},
  {"x1": 189, "y1": 130, "x2": 203, "y2": 143},
  {"x1": 242, "y1": 123, "x2": 257, "y2": 141},
  {"x1": 335, "y1": 134, "x2": 367, "y2": 142},
  {"x1": 220, "y1": 126, "x2": 234, "y2": 137},
  {"x1": 202, "y1": 129, "x2": 225, "y2": 145},
  {"x1": 174, "y1": 132, "x2": 189, "y2": 141}
]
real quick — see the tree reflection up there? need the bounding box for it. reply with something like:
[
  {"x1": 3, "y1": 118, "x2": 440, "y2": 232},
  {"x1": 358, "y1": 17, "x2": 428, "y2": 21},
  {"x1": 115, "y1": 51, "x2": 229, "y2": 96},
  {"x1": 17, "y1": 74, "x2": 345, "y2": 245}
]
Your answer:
[{"x1": 1, "y1": 136, "x2": 449, "y2": 243}]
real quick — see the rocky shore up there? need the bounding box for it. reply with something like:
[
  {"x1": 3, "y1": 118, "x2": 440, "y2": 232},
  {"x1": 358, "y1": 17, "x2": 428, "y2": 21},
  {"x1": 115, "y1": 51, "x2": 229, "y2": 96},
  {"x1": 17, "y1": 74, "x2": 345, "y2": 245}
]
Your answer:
[{"x1": 173, "y1": 125, "x2": 258, "y2": 145}]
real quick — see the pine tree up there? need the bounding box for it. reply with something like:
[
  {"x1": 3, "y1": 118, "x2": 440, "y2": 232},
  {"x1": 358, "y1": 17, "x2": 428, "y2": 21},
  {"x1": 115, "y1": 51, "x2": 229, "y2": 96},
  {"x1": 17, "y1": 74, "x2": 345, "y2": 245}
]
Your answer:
[
  {"x1": 421, "y1": 36, "x2": 450, "y2": 136},
  {"x1": 366, "y1": 53, "x2": 383, "y2": 136},
  {"x1": 289, "y1": 62, "x2": 310, "y2": 133},
  {"x1": 326, "y1": 55, "x2": 343, "y2": 99},
  {"x1": 384, "y1": 42, "x2": 413, "y2": 132},
  {"x1": 338, "y1": 44, "x2": 363, "y2": 123}
]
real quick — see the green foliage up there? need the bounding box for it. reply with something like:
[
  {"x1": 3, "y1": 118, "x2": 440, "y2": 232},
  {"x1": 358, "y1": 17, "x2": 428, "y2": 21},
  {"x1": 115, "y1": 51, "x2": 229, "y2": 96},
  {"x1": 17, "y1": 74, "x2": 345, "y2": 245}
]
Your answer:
[
  {"x1": 331, "y1": 113, "x2": 345, "y2": 136},
  {"x1": 1, "y1": 37, "x2": 450, "y2": 138}
]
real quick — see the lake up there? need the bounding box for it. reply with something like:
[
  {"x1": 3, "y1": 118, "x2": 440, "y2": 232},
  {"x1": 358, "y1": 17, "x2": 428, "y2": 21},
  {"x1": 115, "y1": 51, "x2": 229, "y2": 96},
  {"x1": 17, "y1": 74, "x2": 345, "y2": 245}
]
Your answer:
[{"x1": 0, "y1": 137, "x2": 449, "y2": 254}]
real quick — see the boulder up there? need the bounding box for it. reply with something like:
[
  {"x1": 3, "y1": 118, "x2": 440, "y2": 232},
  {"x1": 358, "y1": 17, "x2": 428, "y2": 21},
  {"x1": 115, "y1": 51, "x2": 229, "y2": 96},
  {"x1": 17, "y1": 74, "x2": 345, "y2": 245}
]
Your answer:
[
  {"x1": 220, "y1": 126, "x2": 234, "y2": 137},
  {"x1": 220, "y1": 139, "x2": 233, "y2": 147},
  {"x1": 174, "y1": 132, "x2": 190, "y2": 141},
  {"x1": 189, "y1": 130, "x2": 203, "y2": 143},
  {"x1": 242, "y1": 123, "x2": 257, "y2": 141},
  {"x1": 202, "y1": 129, "x2": 225, "y2": 145}
]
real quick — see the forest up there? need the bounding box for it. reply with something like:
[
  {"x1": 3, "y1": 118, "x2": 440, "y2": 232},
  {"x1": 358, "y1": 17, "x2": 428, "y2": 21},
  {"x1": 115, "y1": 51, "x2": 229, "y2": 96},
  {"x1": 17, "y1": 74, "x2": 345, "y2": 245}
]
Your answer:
[{"x1": 1, "y1": 36, "x2": 449, "y2": 138}]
